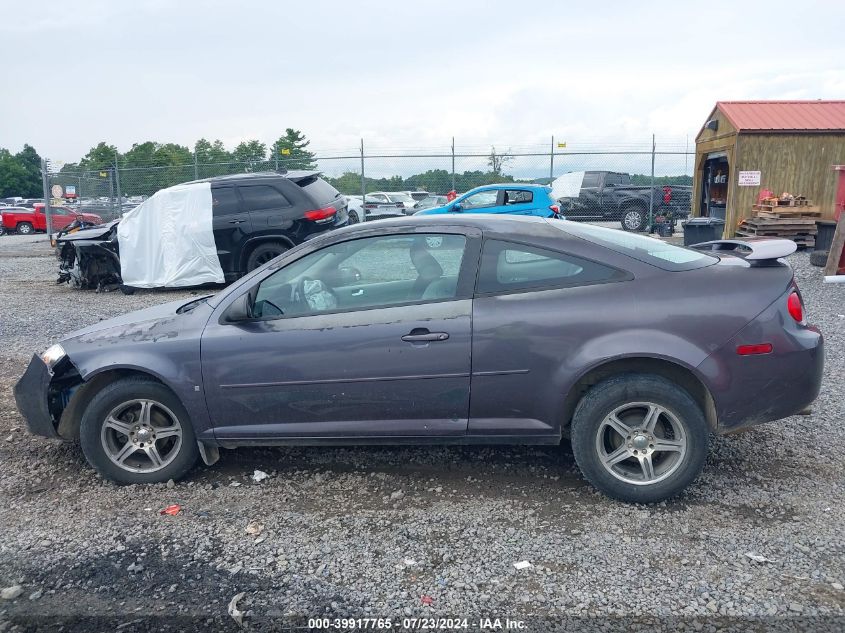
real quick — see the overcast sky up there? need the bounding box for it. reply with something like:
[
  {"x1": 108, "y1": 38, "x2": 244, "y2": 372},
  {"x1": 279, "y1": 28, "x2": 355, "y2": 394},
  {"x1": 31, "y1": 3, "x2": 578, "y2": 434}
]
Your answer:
[{"x1": 2, "y1": 0, "x2": 843, "y2": 163}]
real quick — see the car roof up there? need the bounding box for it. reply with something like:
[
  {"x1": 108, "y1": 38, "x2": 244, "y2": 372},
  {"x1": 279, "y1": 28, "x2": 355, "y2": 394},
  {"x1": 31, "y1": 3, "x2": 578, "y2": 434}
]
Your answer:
[
  {"x1": 353, "y1": 214, "x2": 551, "y2": 234},
  {"x1": 470, "y1": 183, "x2": 550, "y2": 191},
  {"x1": 188, "y1": 170, "x2": 322, "y2": 185}
]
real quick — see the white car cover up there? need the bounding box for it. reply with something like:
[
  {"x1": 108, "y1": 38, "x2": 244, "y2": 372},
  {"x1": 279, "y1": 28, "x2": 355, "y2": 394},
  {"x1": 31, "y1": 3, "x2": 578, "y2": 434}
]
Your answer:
[
  {"x1": 551, "y1": 171, "x2": 585, "y2": 199},
  {"x1": 117, "y1": 181, "x2": 224, "y2": 288}
]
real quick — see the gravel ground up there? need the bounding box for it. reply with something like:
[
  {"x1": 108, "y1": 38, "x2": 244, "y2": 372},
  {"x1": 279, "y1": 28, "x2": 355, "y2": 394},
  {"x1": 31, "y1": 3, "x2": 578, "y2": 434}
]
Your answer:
[{"x1": 0, "y1": 234, "x2": 843, "y2": 632}]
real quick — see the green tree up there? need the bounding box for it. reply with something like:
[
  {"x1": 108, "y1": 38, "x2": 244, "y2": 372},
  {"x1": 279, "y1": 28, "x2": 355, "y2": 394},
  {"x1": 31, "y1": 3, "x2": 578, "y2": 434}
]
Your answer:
[
  {"x1": 232, "y1": 140, "x2": 268, "y2": 167},
  {"x1": 194, "y1": 138, "x2": 233, "y2": 179},
  {"x1": 0, "y1": 148, "x2": 38, "y2": 197},
  {"x1": 271, "y1": 128, "x2": 316, "y2": 170},
  {"x1": 80, "y1": 142, "x2": 119, "y2": 172}
]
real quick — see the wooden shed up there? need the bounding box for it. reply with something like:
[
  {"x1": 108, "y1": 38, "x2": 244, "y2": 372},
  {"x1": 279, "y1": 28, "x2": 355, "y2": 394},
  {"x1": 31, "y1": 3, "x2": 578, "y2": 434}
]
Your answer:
[{"x1": 692, "y1": 100, "x2": 845, "y2": 236}]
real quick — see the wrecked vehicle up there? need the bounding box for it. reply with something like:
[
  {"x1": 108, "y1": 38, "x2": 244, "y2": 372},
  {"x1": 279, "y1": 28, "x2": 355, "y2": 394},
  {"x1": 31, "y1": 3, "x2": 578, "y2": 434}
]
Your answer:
[
  {"x1": 17, "y1": 215, "x2": 823, "y2": 503},
  {"x1": 56, "y1": 219, "x2": 124, "y2": 291},
  {"x1": 55, "y1": 171, "x2": 349, "y2": 292}
]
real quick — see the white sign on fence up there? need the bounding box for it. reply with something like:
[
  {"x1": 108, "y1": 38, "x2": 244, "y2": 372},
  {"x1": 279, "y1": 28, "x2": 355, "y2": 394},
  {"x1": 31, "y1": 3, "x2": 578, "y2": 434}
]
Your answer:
[{"x1": 738, "y1": 170, "x2": 761, "y2": 187}]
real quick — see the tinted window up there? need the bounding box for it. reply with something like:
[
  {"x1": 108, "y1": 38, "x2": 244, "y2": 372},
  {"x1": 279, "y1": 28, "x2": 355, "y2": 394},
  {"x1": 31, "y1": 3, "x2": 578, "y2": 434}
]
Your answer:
[
  {"x1": 298, "y1": 177, "x2": 339, "y2": 205},
  {"x1": 552, "y1": 222, "x2": 718, "y2": 272},
  {"x1": 211, "y1": 187, "x2": 240, "y2": 217},
  {"x1": 581, "y1": 172, "x2": 600, "y2": 187},
  {"x1": 477, "y1": 240, "x2": 624, "y2": 294},
  {"x1": 239, "y1": 185, "x2": 290, "y2": 210},
  {"x1": 253, "y1": 234, "x2": 467, "y2": 318},
  {"x1": 504, "y1": 190, "x2": 533, "y2": 204}
]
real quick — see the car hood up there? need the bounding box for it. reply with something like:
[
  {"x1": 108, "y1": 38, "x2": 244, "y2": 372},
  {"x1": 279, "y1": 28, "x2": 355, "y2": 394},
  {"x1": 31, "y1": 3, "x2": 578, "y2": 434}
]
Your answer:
[
  {"x1": 61, "y1": 297, "x2": 213, "y2": 343},
  {"x1": 58, "y1": 219, "x2": 119, "y2": 242}
]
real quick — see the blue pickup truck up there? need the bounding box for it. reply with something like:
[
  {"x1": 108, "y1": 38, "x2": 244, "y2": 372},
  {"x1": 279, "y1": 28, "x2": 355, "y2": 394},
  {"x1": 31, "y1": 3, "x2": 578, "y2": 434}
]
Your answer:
[{"x1": 415, "y1": 184, "x2": 561, "y2": 218}]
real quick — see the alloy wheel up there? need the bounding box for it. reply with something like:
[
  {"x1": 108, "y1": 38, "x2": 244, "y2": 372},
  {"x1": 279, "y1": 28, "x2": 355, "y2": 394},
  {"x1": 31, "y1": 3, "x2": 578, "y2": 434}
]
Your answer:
[
  {"x1": 594, "y1": 401, "x2": 687, "y2": 485},
  {"x1": 623, "y1": 210, "x2": 643, "y2": 231},
  {"x1": 100, "y1": 399, "x2": 184, "y2": 473}
]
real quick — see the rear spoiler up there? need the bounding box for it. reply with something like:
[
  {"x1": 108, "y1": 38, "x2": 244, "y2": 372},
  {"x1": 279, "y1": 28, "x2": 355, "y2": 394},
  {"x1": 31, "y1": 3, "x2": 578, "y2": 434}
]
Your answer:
[{"x1": 690, "y1": 238, "x2": 797, "y2": 262}]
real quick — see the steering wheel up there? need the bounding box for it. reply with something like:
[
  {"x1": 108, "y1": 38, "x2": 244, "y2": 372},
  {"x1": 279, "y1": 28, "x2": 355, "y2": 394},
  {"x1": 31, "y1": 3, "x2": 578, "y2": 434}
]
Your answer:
[{"x1": 295, "y1": 277, "x2": 339, "y2": 312}]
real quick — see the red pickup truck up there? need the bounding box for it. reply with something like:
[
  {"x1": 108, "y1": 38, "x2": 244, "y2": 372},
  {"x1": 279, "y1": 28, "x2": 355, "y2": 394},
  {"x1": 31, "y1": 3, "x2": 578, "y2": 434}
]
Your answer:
[{"x1": 1, "y1": 205, "x2": 103, "y2": 235}]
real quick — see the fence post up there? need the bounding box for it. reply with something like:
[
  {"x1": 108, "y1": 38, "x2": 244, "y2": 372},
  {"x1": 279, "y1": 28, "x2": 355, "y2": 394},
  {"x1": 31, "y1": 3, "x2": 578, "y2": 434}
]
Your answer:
[
  {"x1": 549, "y1": 135, "x2": 555, "y2": 183},
  {"x1": 360, "y1": 138, "x2": 366, "y2": 222},
  {"x1": 41, "y1": 158, "x2": 53, "y2": 240},
  {"x1": 114, "y1": 152, "x2": 122, "y2": 215},
  {"x1": 451, "y1": 137, "x2": 456, "y2": 193},
  {"x1": 648, "y1": 133, "x2": 656, "y2": 230},
  {"x1": 194, "y1": 150, "x2": 199, "y2": 180},
  {"x1": 274, "y1": 143, "x2": 279, "y2": 172}
]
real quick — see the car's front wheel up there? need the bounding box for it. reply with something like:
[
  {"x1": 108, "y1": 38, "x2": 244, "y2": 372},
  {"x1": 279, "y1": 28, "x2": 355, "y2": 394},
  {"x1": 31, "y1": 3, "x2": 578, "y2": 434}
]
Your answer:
[
  {"x1": 348, "y1": 210, "x2": 359, "y2": 224},
  {"x1": 570, "y1": 374, "x2": 708, "y2": 503},
  {"x1": 79, "y1": 377, "x2": 198, "y2": 484},
  {"x1": 621, "y1": 208, "x2": 646, "y2": 232}
]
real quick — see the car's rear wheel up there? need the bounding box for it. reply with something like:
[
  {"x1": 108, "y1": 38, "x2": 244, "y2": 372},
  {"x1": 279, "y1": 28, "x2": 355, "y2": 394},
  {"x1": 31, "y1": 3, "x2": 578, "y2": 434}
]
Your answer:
[
  {"x1": 621, "y1": 208, "x2": 646, "y2": 232},
  {"x1": 571, "y1": 374, "x2": 708, "y2": 503},
  {"x1": 246, "y1": 242, "x2": 289, "y2": 271},
  {"x1": 16, "y1": 222, "x2": 34, "y2": 235},
  {"x1": 79, "y1": 377, "x2": 198, "y2": 484},
  {"x1": 348, "y1": 210, "x2": 359, "y2": 224}
]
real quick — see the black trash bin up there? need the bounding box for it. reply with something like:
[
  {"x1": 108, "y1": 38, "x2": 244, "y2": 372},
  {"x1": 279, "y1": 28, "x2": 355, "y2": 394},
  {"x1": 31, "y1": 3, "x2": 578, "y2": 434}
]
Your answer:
[
  {"x1": 815, "y1": 220, "x2": 837, "y2": 252},
  {"x1": 682, "y1": 217, "x2": 725, "y2": 246}
]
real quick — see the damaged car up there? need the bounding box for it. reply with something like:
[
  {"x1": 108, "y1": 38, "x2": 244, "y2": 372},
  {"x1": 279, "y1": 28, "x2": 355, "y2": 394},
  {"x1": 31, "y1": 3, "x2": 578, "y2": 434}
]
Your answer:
[
  {"x1": 16, "y1": 216, "x2": 823, "y2": 503},
  {"x1": 55, "y1": 170, "x2": 349, "y2": 292}
]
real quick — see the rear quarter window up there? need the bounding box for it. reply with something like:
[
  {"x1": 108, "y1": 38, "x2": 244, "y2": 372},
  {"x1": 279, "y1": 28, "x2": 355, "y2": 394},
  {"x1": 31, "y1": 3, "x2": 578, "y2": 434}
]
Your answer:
[
  {"x1": 553, "y1": 221, "x2": 718, "y2": 271},
  {"x1": 298, "y1": 177, "x2": 340, "y2": 206}
]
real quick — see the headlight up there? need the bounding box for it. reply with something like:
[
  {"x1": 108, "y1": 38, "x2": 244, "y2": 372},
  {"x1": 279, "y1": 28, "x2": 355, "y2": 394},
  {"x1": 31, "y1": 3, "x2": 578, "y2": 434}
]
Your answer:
[{"x1": 40, "y1": 344, "x2": 66, "y2": 369}]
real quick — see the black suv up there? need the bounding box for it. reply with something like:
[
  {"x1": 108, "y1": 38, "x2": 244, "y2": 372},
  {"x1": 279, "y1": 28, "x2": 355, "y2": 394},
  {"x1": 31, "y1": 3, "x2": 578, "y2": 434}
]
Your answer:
[
  {"x1": 55, "y1": 171, "x2": 349, "y2": 290},
  {"x1": 207, "y1": 171, "x2": 348, "y2": 276}
]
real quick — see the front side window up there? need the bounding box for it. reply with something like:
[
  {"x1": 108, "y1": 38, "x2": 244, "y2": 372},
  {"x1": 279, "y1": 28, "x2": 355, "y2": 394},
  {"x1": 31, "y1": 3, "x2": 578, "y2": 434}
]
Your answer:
[
  {"x1": 239, "y1": 185, "x2": 291, "y2": 210},
  {"x1": 581, "y1": 172, "x2": 600, "y2": 187},
  {"x1": 252, "y1": 233, "x2": 468, "y2": 319},
  {"x1": 477, "y1": 239, "x2": 625, "y2": 294},
  {"x1": 461, "y1": 190, "x2": 498, "y2": 209}
]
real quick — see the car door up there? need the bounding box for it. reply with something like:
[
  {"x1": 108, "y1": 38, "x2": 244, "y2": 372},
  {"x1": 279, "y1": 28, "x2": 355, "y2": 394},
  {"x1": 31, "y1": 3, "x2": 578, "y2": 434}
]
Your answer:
[
  {"x1": 238, "y1": 182, "x2": 296, "y2": 235},
  {"x1": 210, "y1": 186, "x2": 251, "y2": 275},
  {"x1": 201, "y1": 228, "x2": 481, "y2": 441}
]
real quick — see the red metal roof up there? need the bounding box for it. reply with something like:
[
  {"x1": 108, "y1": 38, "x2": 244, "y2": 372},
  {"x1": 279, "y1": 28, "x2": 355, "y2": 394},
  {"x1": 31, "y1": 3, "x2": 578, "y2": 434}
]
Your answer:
[{"x1": 717, "y1": 100, "x2": 845, "y2": 132}]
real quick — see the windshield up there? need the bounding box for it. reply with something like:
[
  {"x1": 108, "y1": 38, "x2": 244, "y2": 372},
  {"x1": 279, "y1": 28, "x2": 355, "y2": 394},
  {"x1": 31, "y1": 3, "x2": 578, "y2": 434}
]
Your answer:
[{"x1": 551, "y1": 221, "x2": 718, "y2": 271}]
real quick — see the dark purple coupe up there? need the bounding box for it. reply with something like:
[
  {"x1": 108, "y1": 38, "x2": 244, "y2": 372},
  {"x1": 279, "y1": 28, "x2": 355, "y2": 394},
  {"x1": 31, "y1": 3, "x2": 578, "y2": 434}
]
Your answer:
[{"x1": 15, "y1": 216, "x2": 823, "y2": 502}]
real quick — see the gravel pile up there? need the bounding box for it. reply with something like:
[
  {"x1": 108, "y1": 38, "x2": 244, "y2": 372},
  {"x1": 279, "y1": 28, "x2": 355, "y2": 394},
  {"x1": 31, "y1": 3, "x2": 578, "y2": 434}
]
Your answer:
[{"x1": 0, "y1": 235, "x2": 843, "y2": 631}]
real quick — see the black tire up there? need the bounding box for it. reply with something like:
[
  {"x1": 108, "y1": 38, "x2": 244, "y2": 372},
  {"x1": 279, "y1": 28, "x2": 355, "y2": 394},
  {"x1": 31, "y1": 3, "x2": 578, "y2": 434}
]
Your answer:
[
  {"x1": 120, "y1": 284, "x2": 136, "y2": 295},
  {"x1": 348, "y1": 210, "x2": 359, "y2": 224},
  {"x1": 79, "y1": 377, "x2": 199, "y2": 484},
  {"x1": 16, "y1": 222, "x2": 34, "y2": 235},
  {"x1": 620, "y1": 208, "x2": 647, "y2": 232},
  {"x1": 246, "y1": 241, "x2": 289, "y2": 271},
  {"x1": 570, "y1": 374, "x2": 708, "y2": 503},
  {"x1": 810, "y1": 250, "x2": 829, "y2": 267}
]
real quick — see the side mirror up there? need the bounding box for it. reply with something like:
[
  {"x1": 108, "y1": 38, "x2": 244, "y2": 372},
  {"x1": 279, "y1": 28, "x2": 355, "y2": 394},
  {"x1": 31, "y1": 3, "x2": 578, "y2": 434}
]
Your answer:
[
  {"x1": 451, "y1": 203, "x2": 463, "y2": 212},
  {"x1": 224, "y1": 293, "x2": 252, "y2": 322}
]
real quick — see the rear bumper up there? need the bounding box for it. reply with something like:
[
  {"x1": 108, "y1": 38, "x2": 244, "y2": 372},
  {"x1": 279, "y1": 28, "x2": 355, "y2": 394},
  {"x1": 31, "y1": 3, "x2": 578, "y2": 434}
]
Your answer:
[
  {"x1": 698, "y1": 320, "x2": 824, "y2": 433},
  {"x1": 13, "y1": 354, "x2": 60, "y2": 439}
]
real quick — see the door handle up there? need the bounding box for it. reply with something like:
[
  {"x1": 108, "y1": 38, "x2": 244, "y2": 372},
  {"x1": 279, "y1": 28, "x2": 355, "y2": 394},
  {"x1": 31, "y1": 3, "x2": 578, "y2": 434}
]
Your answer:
[
  {"x1": 401, "y1": 331, "x2": 449, "y2": 343},
  {"x1": 228, "y1": 219, "x2": 245, "y2": 224},
  {"x1": 351, "y1": 289, "x2": 364, "y2": 297}
]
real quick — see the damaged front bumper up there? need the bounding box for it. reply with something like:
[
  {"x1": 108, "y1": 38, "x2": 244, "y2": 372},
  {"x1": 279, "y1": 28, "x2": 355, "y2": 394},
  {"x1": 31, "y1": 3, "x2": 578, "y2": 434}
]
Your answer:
[{"x1": 13, "y1": 354, "x2": 61, "y2": 439}]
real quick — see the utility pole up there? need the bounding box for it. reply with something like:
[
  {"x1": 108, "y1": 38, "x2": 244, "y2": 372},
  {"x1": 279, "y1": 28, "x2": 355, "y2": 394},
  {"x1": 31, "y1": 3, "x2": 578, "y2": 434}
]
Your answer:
[
  {"x1": 41, "y1": 158, "x2": 53, "y2": 240},
  {"x1": 451, "y1": 136, "x2": 456, "y2": 193},
  {"x1": 114, "y1": 152, "x2": 122, "y2": 215},
  {"x1": 360, "y1": 138, "x2": 366, "y2": 222},
  {"x1": 648, "y1": 133, "x2": 656, "y2": 231},
  {"x1": 550, "y1": 135, "x2": 555, "y2": 183}
]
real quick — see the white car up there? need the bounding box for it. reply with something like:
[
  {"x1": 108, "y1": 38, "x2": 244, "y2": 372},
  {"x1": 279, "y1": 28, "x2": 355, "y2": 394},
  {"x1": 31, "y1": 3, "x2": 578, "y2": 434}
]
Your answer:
[
  {"x1": 344, "y1": 195, "x2": 364, "y2": 224},
  {"x1": 364, "y1": 192, "x2": 412, "y2": 220}
]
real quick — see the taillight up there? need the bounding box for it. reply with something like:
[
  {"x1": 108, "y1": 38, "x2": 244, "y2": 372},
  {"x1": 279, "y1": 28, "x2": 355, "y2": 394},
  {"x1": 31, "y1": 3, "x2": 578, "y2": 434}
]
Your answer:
[
  {"x1": 549, "y1": 204, "x2": 560, "y2": 214},
  {"x1": 736, "y1": 343, "x2": 773, "y2": 355},
  {"x1": 304, "y1": 205, "x2": 337, "y2": 222},
  {"x1": 787, "y1": 291, "x2": 804, "y2": 323}
]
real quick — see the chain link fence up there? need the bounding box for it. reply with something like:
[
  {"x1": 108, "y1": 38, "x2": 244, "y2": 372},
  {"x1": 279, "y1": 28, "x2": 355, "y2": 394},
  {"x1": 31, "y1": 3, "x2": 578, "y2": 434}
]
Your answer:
[{"x1": 41, "y1": 137, "x2": 694, "y2": 230}]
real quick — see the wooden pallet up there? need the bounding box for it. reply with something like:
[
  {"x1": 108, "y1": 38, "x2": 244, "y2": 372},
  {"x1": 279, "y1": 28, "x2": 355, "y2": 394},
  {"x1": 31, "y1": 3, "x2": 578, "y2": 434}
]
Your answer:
[
  {"x1": 755, "y1": 198, "x2": 814, "y2": 208},
  {"x1": 756, "y1": 209, "x2": 822, "y2": 219}
]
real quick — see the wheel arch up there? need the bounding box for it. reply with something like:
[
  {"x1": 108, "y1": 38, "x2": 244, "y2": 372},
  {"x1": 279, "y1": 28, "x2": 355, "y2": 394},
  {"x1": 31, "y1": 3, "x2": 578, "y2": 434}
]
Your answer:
[
  {"x1": 559, "y1": 356, "x2": 718, "y2": 436},
  {"x1": 56, "y1": 367, "x2": 171, "y2": 440},
  {"x1": 239, "y1": 235, "x2": 295, "y2": 271}
]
